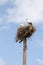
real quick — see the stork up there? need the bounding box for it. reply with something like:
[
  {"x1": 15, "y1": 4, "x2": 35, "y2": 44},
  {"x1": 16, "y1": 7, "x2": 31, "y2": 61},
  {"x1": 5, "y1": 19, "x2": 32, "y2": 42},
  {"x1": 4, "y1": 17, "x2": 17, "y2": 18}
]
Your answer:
[
  {"x1": 16, "y1": 24, "x2": 25, "y2": 43},
  {"x1": 20, "y1": 24, "x2": 25, "y2": 28},
  {"x1": 26, "y1": 18, "x2": 32, "y2": 25}
]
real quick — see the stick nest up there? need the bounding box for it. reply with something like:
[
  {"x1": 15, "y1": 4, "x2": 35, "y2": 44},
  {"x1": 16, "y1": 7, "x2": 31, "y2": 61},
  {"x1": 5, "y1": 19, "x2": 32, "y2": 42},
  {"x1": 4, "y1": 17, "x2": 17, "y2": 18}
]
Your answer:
[{"x1": 16, "y1": 24, "x2": 36, "y2": 43}]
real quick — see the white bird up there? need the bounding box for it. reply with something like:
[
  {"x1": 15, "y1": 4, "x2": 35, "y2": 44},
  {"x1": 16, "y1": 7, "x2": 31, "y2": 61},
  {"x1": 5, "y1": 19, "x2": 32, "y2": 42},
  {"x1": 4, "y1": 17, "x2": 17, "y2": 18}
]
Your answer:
[
  {"x1": 26, "y1": 18, "x2": 32, "y2": 25},
  {"x1": 26, "y1": 18, "x2": 31, "y2": 22},
  {"x1": 20, "y1": 24, "x2": 24, "y2": 28}
]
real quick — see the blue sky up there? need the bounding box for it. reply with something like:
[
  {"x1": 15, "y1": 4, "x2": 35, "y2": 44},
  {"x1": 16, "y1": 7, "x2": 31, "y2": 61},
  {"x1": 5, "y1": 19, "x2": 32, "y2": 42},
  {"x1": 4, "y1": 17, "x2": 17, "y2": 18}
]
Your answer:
[{"x1": 0, "y1": 0, "x2": 43, "y2": 65}]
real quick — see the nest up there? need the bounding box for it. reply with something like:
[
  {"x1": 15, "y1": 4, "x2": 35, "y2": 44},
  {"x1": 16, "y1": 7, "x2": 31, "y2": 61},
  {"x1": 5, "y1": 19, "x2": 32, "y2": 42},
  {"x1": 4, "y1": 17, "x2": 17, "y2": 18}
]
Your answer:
[{"x1": 16, "y1": 24, "x2": 36, "y2": 43}]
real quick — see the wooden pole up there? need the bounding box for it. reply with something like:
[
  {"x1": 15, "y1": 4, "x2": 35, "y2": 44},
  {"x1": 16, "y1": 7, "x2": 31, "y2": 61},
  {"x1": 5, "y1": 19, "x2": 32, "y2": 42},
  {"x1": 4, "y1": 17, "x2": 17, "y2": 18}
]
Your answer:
[{"x1": 23, "y1": 39, "x2": 27, "y2": 65}]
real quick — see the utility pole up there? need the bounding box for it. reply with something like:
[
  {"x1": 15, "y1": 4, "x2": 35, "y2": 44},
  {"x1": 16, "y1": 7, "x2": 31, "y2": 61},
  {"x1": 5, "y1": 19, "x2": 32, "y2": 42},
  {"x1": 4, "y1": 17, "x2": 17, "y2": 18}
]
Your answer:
[
  {"x1": 23, "y1": 39, "x2": 27, "y2": 65},
  {"x1": 16, "y1": 19, "x2": 36, "y2": 65}
]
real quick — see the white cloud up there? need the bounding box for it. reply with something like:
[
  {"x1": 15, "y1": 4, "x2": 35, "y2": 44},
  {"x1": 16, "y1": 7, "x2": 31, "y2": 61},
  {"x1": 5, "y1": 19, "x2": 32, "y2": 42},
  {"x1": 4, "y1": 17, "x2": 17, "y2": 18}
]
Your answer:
[
  {"x1": 0, "y1": 58, "x2": 6, "y2": 65},
  {"x1": 0, "y1": 0, "x2": 8, "y2": 5},
  {"x1": 6, "y1": 0, "x2": 43, "y2": 23},
  {"x1": 36, "y1": 59, "x2": 43, "y2": 64}
]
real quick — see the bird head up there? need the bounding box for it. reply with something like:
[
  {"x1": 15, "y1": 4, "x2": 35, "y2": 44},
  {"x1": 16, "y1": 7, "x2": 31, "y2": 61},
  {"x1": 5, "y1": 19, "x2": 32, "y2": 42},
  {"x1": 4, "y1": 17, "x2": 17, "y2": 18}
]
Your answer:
[
  {"x1": 26, "y1": 18, "x2": 32, "y2": 25},
  {"x1": 26, "y1": 18, "x2": 31, "y2": 22},
  {"x1": 20, "y1": 24, "x2": 24, "y2": 28}
]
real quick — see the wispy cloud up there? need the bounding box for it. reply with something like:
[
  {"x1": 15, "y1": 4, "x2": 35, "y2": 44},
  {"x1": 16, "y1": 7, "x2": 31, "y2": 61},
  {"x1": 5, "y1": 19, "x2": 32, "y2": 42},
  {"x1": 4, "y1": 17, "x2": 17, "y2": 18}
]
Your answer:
[
  {"x1": 0, "y1": 0, "x2": 8, "y2": 5},
  {"x1": 0, "y1": 58, "x2": 6, "y2": 65},
  {"x1": 36, "y1": 59, "x2": 43, "y2": 64},
  {"x1": 5, "y1": 0, "x2": 43, "y2": 23},
  {"x1": 0, "y1": 0, "x2": 43, "y2": 24}
]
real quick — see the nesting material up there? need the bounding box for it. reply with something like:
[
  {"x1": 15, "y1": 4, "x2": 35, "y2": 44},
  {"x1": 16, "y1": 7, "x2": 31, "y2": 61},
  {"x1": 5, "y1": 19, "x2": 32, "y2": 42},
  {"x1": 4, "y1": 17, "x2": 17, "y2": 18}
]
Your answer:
[{"x1": 16, "y1": 23, "x2": 36, "y2": 43}]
